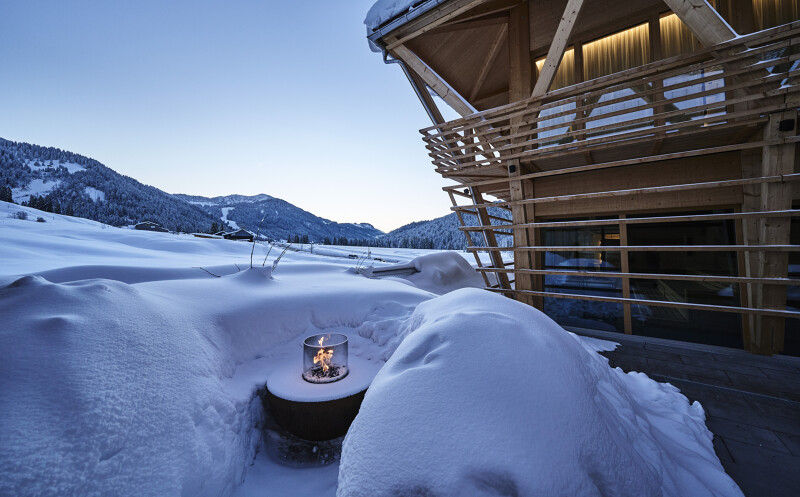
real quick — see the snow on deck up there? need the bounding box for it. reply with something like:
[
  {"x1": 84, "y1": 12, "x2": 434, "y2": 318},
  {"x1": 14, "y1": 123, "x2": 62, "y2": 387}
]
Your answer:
[{"x1": 0, "y1": 201, "x2": 743, "y2": 497}]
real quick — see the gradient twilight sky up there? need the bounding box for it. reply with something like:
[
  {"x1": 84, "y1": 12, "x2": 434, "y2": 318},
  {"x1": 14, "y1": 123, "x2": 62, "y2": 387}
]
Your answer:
[{"x1": 0, "y1": 0, "x2": 459, "y2": 232}]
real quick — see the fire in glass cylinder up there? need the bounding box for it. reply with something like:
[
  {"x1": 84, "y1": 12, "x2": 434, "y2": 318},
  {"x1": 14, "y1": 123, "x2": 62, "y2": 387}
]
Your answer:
[{"x1": 302, "y1": 333, "x2": 349, "y2": 384}]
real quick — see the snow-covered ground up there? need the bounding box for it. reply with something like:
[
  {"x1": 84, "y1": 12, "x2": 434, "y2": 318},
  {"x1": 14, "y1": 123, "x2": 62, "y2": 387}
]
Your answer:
[{"x1": 0, "y1": 201, "x2": 742, "y2": 497}]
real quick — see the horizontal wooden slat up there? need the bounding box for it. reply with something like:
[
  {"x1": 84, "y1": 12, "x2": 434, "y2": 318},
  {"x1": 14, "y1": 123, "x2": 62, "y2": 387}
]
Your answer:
[
  {"x1": 468, "y1": 245, "x2": 800, "y2": 252},
  {"x1": 486, "y1": 288, "x2": 800, "y2": 319},
  {"x1": 451, "y1": 174, "x2": 800, "y2": 210},
  {"x1": 476, "y1": 267, "x2": 800, "y2": 285},
  {"x1": 456, "y1": 209, "x2": 800, "y2": 230}
]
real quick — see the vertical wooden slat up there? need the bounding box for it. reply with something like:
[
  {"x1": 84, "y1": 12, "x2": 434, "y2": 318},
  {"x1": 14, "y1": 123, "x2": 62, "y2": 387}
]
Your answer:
[{"x1": 619, "y1": 215, "x2": 633, "y2": 334}]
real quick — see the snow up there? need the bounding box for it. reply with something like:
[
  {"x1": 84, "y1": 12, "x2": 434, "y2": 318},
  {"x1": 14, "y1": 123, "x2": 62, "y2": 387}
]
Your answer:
[
  {"x1": 12, "y1": 178, "x2": 61, "y2": 204},
  {"x1": 0, "y1": 201, "x2": 742, "y2": 496},
  {"x1": 364, "y1": 0, "x2": 419, "y2": 31},
  {"x1": 26, "y1": 159, "x2": 86, "y2": 174},
  {"x1": 221, "y1": 206, "x2": 240, "y2": 230},
  {"x1": 267, "y1": 356, "x2": 382, "y2": 402},
  {"x1": 338, "y1": 290, "x2": 743, "y2": 497},
  {"x1": 84, "y1": 186, "x2": 106, "y2": 202}
]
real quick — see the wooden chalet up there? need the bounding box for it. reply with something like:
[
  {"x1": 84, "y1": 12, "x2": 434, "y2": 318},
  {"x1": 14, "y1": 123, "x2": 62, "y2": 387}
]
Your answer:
[
  {"x1": 367, "y1": 0, "x2": 800, "y2": 355},
  {"x1": 223, "y1": 229, "x2": 255, "y2": 242},
  {"x1": 134, "y1": 221, "x2": 169, "y2": 232}
]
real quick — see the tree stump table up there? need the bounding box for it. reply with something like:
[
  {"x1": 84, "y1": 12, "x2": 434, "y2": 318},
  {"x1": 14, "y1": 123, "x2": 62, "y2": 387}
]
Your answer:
[{"x1": 264, "y1": 356, "x2": 382, "y2": 441}]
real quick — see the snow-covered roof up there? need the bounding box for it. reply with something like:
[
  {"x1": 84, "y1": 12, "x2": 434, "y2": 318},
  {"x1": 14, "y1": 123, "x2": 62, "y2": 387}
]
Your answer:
[{"x1": 365, "y1": 0, "x2": 445, "y2": 51}]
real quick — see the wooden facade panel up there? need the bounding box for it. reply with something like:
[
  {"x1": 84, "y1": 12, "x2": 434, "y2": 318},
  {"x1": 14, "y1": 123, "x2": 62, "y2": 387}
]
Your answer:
[
  {"x1": 531, "y1": 153, "x2": 744, "y2": 217},
  {"x1": 534, "y1": 153, "x2": 741, "y2": 195},
  {"x1": 533, "y1": 186, "x2": 743, "y2": 218}
]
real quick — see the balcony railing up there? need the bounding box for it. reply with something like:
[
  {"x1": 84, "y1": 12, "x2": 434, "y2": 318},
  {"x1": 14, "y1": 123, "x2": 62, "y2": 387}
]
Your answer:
[{"x1": 421, "y1": 21, "x2": 800, "y2": 178}]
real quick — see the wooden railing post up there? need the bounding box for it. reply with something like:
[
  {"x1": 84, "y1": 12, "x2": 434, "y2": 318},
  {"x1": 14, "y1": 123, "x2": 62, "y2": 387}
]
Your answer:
[{"x1": 752, "y1": 110, "x2": 797, "y2": 354}]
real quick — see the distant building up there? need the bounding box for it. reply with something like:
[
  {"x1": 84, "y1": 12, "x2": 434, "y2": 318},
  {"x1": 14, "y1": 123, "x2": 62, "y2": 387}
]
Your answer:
[
  {"x1": 192, "y1": 233, "x2": 223, "y2": 239},
  {"x1": 134, "y1": 222, "x2": 168, "y2": 232},
  {"x1": 223, "y1": 229, "x2": 255, "y2": 242}
]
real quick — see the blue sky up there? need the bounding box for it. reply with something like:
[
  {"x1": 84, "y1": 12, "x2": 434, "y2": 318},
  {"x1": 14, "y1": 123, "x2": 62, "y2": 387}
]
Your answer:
[{"x1": 0, "y1": 0, "x2": 456, "y2": 232}]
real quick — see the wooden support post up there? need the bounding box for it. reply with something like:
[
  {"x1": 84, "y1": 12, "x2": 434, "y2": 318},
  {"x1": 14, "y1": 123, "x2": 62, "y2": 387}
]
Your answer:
[
  {"x1": 619, "y1": 216, "x2": 633, "y2": 334},
  {"x1": 509, "y1": 159, "x2": 534, "y2": 305},
  {"x1": 523, "y1": 178, "x2": 543, "y2": 308},
  {"x1": 532, "y1": 0, "x2": 585, "y2": 98},
  {"x1": 509, "y1": 1, "x2": 531, "y2": 103},
  {"x1": 508, "y1": 1, "x2": 533, "y2": 153},
  {"x1": 753, "y1": 111, "x2": 797, "y2": 354},
  {"x1": 740, "y1": 146, "x2": 761, "y2": 350}
]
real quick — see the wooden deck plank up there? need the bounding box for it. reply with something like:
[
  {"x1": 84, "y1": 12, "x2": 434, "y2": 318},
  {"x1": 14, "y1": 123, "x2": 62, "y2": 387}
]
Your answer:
[{"x1": 567, "y1": 326, "x2": 800, "y2": 497}]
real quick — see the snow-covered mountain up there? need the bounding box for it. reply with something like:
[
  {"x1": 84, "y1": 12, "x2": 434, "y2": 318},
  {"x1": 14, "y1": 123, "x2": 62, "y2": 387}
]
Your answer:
[
  {"x1": 0, "y1": 137, "x2": 508, "y2": 247},
  {"x1": 173, "y1": 193, "x2": 385, "y2": 242},
  {"x1": 0, "y1": 138, "x2": 219, "y2": 232}
]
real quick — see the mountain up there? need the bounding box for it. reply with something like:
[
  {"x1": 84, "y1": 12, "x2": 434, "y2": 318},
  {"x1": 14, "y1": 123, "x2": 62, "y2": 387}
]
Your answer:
[
  {"x1": 0, "y1": 138, "x2": 219, "y2": 232},
  {"x1": 380, "y1": 208, "x2": 513, "y2": 250},
  {"x1": 173, "y1": 193, "x2": 385, "y2": 242},
  {"x1": 0, "y1": 137, "x2": 510, "y2": 248}
]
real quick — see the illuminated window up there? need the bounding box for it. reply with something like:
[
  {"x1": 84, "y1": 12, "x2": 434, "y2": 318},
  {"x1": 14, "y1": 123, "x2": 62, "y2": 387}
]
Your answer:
[
  {"x1": 583, "y1": 23, "x2": 650, "y2": 81},
  {"x1": 753, "y1": 0, "x2": 800, "y2": 30},
  {"x1": 660, "y1": 13, "x2": 700, "y2": 59},
  {"x1": 535, "y1": 48, "x2": 575, "y2": 91}
]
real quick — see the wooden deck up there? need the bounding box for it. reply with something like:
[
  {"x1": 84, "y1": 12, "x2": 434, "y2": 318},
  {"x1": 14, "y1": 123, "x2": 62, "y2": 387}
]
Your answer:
[{"x1": 569, "y1": 327, "x2": 800, "y2": 497}]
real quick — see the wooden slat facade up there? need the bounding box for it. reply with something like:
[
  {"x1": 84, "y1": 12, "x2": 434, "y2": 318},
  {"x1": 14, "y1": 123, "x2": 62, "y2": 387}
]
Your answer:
[{"x1": 368, "y1": 0, "x2": 800, "y2": 355}]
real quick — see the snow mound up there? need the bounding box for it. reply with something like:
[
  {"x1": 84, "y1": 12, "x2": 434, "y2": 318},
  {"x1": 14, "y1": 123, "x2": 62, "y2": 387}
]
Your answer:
[
  {"x1": 0, "y1": 275, "x2": 261, "y2": 497},
  {"x1": 379, "y1": 252, "x2": 485, "y2": 295},
  {"x1": 337, "y1": 289, "x2": 742, "y2": 497}
]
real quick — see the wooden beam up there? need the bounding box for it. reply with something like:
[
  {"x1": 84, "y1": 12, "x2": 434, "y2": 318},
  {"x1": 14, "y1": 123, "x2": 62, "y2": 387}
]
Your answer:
[
  {"x1": 470, "y1": 23, "x2": 508, "y2": 101},
  {"x1": 661, "y1": 0, "x2": 736, "y2": 47},
  {"x1": 508, "y1": 1, "x2": 532, "y2": 102},
  {"x1": 429, "y1": 13, "x2": 509, "y2": 35},
  {"x1": 531, "y1": 0, "x2": 585, "y2": 97},
  {"x1": 404, "y1": 63, "x2": 445, "y2": 125},
  {"x1": 391, "y1": 44, "x2": 477, "y2": 117},
  {"x1": 385, "y1": 0, "x2": 490, "y2": 51},
  {"x1": 440, "y1": 0, "x2": 521, "y2": 26}
]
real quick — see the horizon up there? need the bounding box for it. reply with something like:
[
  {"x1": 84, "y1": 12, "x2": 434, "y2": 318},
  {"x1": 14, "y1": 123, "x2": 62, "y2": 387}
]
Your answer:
[{"x1": 0, "y1": 0, "x2": 457, "y2": 232}]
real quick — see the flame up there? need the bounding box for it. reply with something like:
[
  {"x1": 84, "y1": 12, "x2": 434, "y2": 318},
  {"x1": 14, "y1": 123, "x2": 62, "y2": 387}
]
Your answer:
[{"x1": 314, "y1": 336, "x2": 334, "y2": 373}]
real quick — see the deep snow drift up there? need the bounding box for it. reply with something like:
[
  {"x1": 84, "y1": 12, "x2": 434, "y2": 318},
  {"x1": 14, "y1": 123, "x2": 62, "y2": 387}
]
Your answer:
[
  {"x1": 0, "y1": 202, "x2": 741, "y2": 496},
  {"x1": 338, "y1": 290, "x2": 742, "y2": 497}
]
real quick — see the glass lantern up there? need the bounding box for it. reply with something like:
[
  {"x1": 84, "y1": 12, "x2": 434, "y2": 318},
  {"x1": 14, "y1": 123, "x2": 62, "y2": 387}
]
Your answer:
[{"x1": 302, "y1": 333, "x2": 349, "y2": 384}]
